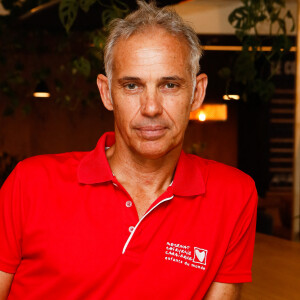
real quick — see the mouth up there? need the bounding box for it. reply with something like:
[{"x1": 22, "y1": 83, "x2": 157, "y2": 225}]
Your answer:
[{"x1": 135, "y1": 125, "x2": 168, "y2": 140}]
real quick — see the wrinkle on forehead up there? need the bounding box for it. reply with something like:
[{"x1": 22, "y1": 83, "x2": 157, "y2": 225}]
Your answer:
[
  {"x1": 133, "y1": 47, "x2": 180, "y2": 67},
  {"x1": 112, "y1": 29, "x2": 190, "y2": 76}
]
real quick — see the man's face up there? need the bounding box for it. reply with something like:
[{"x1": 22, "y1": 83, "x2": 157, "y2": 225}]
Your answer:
[{"x1": 98, "y1": 28, "x2": 207, "y2": 160}]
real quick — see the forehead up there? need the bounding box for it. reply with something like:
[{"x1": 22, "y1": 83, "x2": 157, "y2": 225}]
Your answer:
[{"x1": 111, "y1": 28, "x2": 191, "y2": 76}]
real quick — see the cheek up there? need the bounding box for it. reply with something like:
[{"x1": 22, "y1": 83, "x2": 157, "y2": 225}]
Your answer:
[
  {"x1": 113, "y1": 102, "x2": 138, "y2": 129},
  {"x1": 166, "y1": 100, "x2": 191, "y2": 127},
  {"x1": 112, "y1": 91, "x2": 139, "y2": 113}
]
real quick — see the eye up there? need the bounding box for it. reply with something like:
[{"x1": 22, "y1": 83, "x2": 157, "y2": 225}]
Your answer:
[
  {"x1": 125, "y1": 83, "x2": 137, "y2": 90},
  {"x1": 165, "y1": 83, "x2": 176, "y2": 89}
]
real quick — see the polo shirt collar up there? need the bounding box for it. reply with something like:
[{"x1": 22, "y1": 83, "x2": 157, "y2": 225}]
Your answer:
[
  {"x1": 78, "y1": 132, "x2": 115, "y2": 184},
  {"x1": 78, "y1": 132, "x2": 206, "y2": 196},
  {"x1": 172, "y1": 150, "x2": 206, "y2": 196}
]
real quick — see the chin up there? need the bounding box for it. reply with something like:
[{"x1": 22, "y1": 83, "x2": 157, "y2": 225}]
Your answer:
[
  {"x1": 133, "y1": 143, "x2": 177, "y2": 160},
  {"x1": 137, "y1": 152, "x2": 167, "y2": 160}
]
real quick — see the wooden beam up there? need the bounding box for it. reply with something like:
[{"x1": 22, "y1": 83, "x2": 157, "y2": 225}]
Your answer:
[
  {"x1": 293, "y1": 0, "x2": 300, "y2": 241},
  {"x1": 202, "y1": 45, "x2": 297, "y2": 52}
]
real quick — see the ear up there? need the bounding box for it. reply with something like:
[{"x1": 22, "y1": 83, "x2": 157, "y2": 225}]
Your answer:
[
  {"x1": 191, "y1": 73, "x2": 208, "y2": 112},
  {"x1": 97, "y1": 74, "x2": 113, "y2": 111}
]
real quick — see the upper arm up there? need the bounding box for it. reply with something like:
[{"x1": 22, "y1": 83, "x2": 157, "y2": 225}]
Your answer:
[
  {"x1": 0, "y1": 165, "x2": 22, "y2": 274},
  {"x1": 0, "y1": 271, "x2": 13, "y2": 300},
  {"x1": 204, "y1": 282, "x2": 242, "y2": 300},
  {"x1": 214, "y1": 182, "x2": 258, "y2": 283}
]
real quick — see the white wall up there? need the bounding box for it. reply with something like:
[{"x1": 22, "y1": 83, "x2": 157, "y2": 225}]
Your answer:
[{"x1": 172, "y1": 0, "x2": 297, "y2": 35}]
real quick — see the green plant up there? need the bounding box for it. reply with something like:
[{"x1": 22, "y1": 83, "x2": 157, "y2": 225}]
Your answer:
[
  {"x1": 220, "y1": 0, "x2": 295, "y2": 102},
  {"x1": 0, "y1": 0, "x2": 130, "y2": 114},
  {"x1": 59, "y1": 0, "x2": 129, "y2": 33},
  {"x1": 0, "y1": 0, "x2": 187, "y2": 113}
]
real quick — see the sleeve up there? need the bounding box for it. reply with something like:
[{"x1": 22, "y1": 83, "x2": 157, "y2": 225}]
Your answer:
[
  {"x1": 0, "y1": 163, "x2": 23, "y2": 273},
  {"x1": 214, "y1": 180, "x2": 258, "y2": 283}
]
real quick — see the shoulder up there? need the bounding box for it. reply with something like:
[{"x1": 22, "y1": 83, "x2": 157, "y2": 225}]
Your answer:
[
  {"x1": 187, "y1": 154, "x2": 256, "y2": 192},
  {"x1": 15, "y1": 151, "x2": 87, "y2": 182},
  {"x1": 186, "y1": 154, "x2": 257, "y2": 217},
  {"x1": 20, "y1": 151, "x2": 86, "y2": 167}
]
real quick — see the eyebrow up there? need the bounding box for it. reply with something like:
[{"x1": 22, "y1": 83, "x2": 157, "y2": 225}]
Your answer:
[
  {"x1": 161, "y1": 76, "x2": 185, "y2": 82},
  {"x1": 118, "y1": 76, "x2": 185, "y2": 83},
  {"x1": 118, "y1": 77, "x2": 142, "y2": 83}
]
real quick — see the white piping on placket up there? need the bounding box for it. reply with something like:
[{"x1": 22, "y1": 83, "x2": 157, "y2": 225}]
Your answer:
[{"x1": 122, "y1": 195, "x2": 174, "y2": 254}]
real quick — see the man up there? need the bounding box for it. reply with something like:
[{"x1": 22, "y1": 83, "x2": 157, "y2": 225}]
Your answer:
[{"x1": 0, "y1": 1, "x2": 257, "y2": 299}]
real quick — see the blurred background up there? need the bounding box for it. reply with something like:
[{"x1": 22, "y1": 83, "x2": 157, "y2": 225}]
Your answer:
[{"x1": 0, "y1": 1, "x2": 299, "y2": 298}]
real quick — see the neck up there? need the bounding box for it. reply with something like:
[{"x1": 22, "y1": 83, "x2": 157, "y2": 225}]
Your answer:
[{"x1": 106, "y1": 142, "x2": 181, "y2": 193}]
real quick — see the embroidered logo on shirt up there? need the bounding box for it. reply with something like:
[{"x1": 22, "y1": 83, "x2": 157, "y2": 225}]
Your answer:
[
  {"x1": 193, "y1": 247, "x2": 208, "y2": 265},
  {"x1": 165, "y1": 242, "x2": 208, "y2": 270}
]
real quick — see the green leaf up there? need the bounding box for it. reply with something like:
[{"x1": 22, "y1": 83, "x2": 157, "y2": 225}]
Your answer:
[
  {"x1": 97, "y1": 0, "x2": 112, "y2": 9},
  {"x1": 92, "y1": 30, "x2": 107, "y2": 49},
  {"x1": 235, "y1": 30, "x2": 245, "y2": 42},
  {"x1": 255, "y1": 12, "x2": 267, "y2": 23},
  {"x1": 72, "y1": 56, "x2": 91, "y2": 77},
  {"x1": 59, "y1": 0, "x2": 79, "y2": 33},
  {"x1": 102, "y1": 9, "x2": 118, "y2": 27},
  {"x1": 265, "y1": 0, "x2": 274, "y2": 15},
  {"x1": 270, "y1": 10, "x2": 280, "y2": 23},
  {"x1": 277, "y1": 18, "x2": 286, "y2": 34},
  {"x1": 234, "y1": 52, "x2": 256, "y2": 85},
  {"x1": 253, "y1": 79, "x2": 275, "y2": 102},
  {"x1": 113, "y1": 0, "x2": 130, "y2": 13},
  {"x1": 273, "y1": 35, "x2": 293, "y2": 54},
  {"x1": 286, "y1": 10, "x2": 295, "y2": 32},
  {"x1": 101, "y1": 0, "x2": 130, "y2": 26},
  {"x1": 218, "y1": 67, "x2": 231, "y2": 79},
  {"x1": 229, "y1": 7, "x2": 252, "y2": 31},
  {"x1": 98, "y1": 0, "x2": 129, "y2": 12},
  {"x1": 271, "y1": 0, "x2": 285, "y2": 7},
  {"x1": 79, "y1": 0, "x2": 97, "y2": 13}
]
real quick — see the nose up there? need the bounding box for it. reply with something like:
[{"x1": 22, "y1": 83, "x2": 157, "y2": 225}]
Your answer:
[{"x1": 140, "y1": 87, "x2": 163, "y2": 117}]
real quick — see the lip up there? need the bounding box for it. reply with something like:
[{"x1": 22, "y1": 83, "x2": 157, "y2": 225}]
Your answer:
[{"x1": 135, "y1": 126, "x2": 168, "y2": 140}]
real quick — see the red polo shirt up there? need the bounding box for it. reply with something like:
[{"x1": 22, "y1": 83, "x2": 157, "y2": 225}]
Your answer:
[{"x1": 0, "y1": 132, "x2": 257, "y2": 299}]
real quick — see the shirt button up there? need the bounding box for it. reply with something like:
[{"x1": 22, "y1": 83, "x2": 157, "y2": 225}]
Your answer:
[
  {"x1": 129, "y1": 226, "x2": 135, "y2": 233},
  {"x1": 126, "y1": 201, "x2": 133, "y2": 208}
]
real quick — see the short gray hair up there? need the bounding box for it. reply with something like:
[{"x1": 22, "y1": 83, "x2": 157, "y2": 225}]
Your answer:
[{"x1": 104, "y1": 0, "x2": 202, "y2": 84}]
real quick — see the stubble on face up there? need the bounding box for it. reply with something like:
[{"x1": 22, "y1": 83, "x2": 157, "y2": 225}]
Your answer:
[{"x1": 109, "y1": 28, "x2": 196, "y2": 160}]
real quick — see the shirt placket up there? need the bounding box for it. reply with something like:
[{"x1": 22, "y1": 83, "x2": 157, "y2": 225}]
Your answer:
[
  {"x1": 111, "y1": 177, "x2": 140, "y2": 244},
  {"x1": 122, "y1": 194, "x2": 174, "y2": 254},
  {"x1": 111, "y1": 176, "x2": 174, "y2": 255}
]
